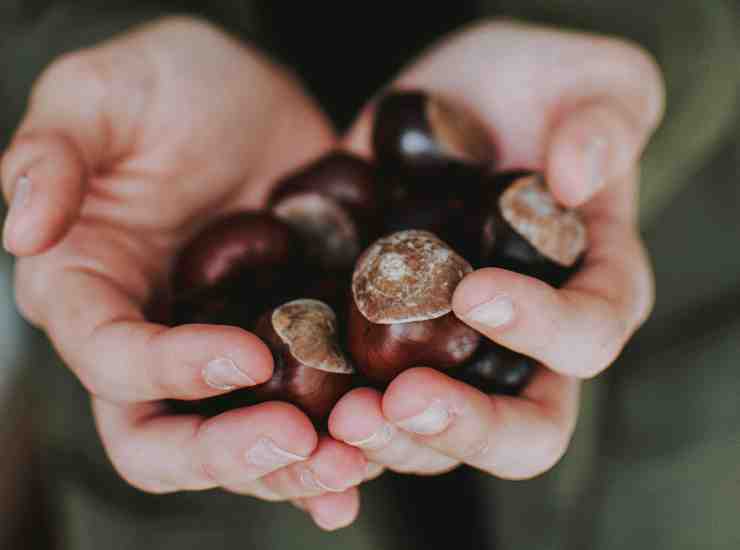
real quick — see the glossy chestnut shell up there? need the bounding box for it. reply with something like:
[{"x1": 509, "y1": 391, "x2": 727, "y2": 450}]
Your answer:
[
  {"x1": 347, "y1": 230, "x2": 480, "y2": 383},
  {"x1": 455, "y1": 342, "x2": 536, "y2": 396},
  {"x1": 252, "y1": 299, "x2": 355, "y2": 422},
  {"x1": 269, "y1": 151, "x2": 379, "y2": 226},
  {"x1": 170, "y1": 212, "x2": 304, "y2": 326},
  {"x1": 269, "y1": 151, "x2": 381, "y2": 269},
  {"x1": 381, "y1": 168, "x2": 489, "y2": 264},
  {"x1": 348, "y1": 300, "x2": 480, "y2": 383},
  {"x1": 373, "y1": 90, "x2": 494, "y2": 177}
]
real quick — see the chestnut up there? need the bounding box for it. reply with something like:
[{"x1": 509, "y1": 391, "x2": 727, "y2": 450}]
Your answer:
[
  {"x1": 170, "y1": 211, "x2": 305, "y2": 326},
  {"x1": 347, "y1": 230, "x2": 481, "y2": 383},
  {"x1": 272, "y1": 193, "x2": 361, "y2": 270},
  {"x1": 480, "y1": 172, "x2": 588, "y2": 286},
  {"x1": 170, "y1": 283, "x2": 253, "y2": 328},
  {"x1": 372, "y1": 90, "x2": 494, "y2": 177},
  {"x1": 269, "y1": 151, "x2": 380, "y2": 269},
  {"x1": 252, "y1": 299, "x2": 355, "y2": 422},
  {"x1": 454, "y1": 342, "x2": 536, "y2": 396},
  {"x1": 269, "y1": 151, "x2": 379, "y2": 225},
  {"x1": 382, "y1": 170, "x2": 489, "y2": 264}
]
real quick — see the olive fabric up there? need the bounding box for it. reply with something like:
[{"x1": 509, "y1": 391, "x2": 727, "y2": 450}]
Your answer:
[{"x1": 1, "y1": 2, "x2": 740, "y2": 549}]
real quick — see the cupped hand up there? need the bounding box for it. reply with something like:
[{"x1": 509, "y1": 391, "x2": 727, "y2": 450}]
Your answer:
[
  {"x1": 331, "y1": 20, "x2": 664, "y2": 479},
  {"x1": 1, "y1": 16, "x2": 368, "y2": 530}
]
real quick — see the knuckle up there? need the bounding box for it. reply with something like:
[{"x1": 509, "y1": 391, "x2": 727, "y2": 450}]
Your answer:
[
  {"x1": 575, "y1": 299, "x2": 630, "y2": 379},
  {"x1": 596, "y1": 37, "x2": 666, "y2": 128},
  {"x1": 13, "y1": 278, "x2": 40, "y2": 327},
  {"x1": 155, "y1": 14, "x2": 218, "y2": 34},
  {"x1": 502, "y1": 424, "x2": 570, "y2": 480},
  {"x1": 74, "y1": 364, "x2": 107, "y2": 399},
  {"x1": 106, "y1": 445, "x2": 177, "y2": 495},
  {"x1": 630, "y1": 257, "x2": 656, "y2": 329},
  {"x1": 13, "y1": 261, "x2": 48, "y2": 327},
  {"x1": 531, "y1": 423, "x2": 571, "y2": 476},
  {"x1": 457, "y1": 432, "x2": 491, "y2": 463},
  {"x1": 125, "y1": 476, "x2": 177, "y2": 495},
  {"x1": 39, "y1": 52, "x2": 108, "y2": 103},
  {"x1": 244, "y1": 484, "x2": 284, "y2": 501}
]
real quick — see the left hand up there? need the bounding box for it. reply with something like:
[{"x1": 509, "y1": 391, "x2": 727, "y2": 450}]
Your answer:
[{"x1": 330, "y1": 19, "x2": 664, "y2": 479}]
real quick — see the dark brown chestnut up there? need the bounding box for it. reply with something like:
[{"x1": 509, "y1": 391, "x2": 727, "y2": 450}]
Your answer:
[
  {"x1": 173, "y1": 211, "x2": 301, "y2": 293},
  {"x1": 373, "y1": 90, "x2": 494, "y2": 177},
  {"x1": 480, "y1": 172, "x2": 588, "y2": 286},
  {"x1": 381, "y1": 169, "x2": 489, "y2": 264},
  {"x1": 269, "y1": 151, "x2": 379, "y2": 225},
  {"x1": 269, "y1": 151, "x2": 380, "y2": 269},
  {"x1": 454, "y1": 342, "x2": 536, "y2": 396},
  {"x1": 170, "y1": 211, "x2": 305, "y2": 326},
  {"x1": 347, "y1": 230, "x2": 480, "y2": 383},
  {"x1": 252, "y1": 299, "x2": 355, "y2": 422}
]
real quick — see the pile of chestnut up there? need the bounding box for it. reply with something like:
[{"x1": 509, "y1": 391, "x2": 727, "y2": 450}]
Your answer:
[{"x1": 160, "y1": 91, "x2": 587, "y2": 424}]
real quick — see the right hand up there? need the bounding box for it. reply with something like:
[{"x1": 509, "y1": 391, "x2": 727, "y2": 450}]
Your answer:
[{"x1": 1, "y1": 16, "x2": 369, "y2": 531}]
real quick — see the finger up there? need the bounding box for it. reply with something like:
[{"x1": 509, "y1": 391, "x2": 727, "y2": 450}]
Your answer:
[
  {"x1": 364, "y1": 462, "x2": 386, "y2": 481},
  {"x1": 546, "y1": 100, "x2": 655, "y2": 207},
  {"x1": 296, "y1": 488, "x2": 361, "y2": 531},
  {"x1": 344, "y1": 20, "x2": 664, "y2": 181},
  {"x1": 93, "y1": 400, "x2": 317, "y2": 494},
  {"x1": 1, "y1": 51, "x2": 119, "y2": 255},
  {"x1": 382, "y1": 367, "x2": 580, "y2": 480},
  {"x1": 1, "y1": 134, "x2": 87, "y2": 255},
  {"x1": 452, "y1": 173, "x2": 653, "y2": 379},
  {"x1": 227, "y1": 436, "x2": 367, "y2": 499},
  {"x1": 330, "y1": 388, "x2": 459, "y2": 475},
  {"x1": 16, "y1": 264, "x2": 273, "y2": 402}
]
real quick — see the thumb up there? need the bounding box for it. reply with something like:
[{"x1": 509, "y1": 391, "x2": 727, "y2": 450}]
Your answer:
[{"x1": 2, "y1": 52, "x2": 111, "y2": 256}]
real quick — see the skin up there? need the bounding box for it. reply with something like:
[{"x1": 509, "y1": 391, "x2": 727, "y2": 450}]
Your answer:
[
  {"x1": 2, "y1": 17, "x2": 664, "y2": 529},
  {"x1": 0, "y1": 17, "x2": 367, "y2": 531},
  {"x1": 330, "y1": 20, "x2": 663, "y2": 483}
]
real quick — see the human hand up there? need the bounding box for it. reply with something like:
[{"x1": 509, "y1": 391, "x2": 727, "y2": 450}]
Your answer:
[
  {"x1": 330, "y1": 20, "x2": 664, "y2": 479},
  {"x1": 1, "y1": 16, "x2": 369, "y2": 530}
]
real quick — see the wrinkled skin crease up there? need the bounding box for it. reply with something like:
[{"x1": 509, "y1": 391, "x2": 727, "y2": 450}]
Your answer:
[{"x1": 18, "y1": 22, "x2": 337, "y2": 317}]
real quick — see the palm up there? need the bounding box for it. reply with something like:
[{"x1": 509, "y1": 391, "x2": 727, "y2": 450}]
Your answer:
[{"x1": 30, "y1": 20, "x2": 335, "y2": 307}]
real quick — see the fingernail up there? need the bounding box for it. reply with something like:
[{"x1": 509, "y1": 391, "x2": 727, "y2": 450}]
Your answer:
[
  {"x1": 300, "y1": 468, "x2": 344, "y2": 493},
  {"x1": 203, "y1": 357, "x2": 254, "y2": 390},
  {"x1": 463, "y1": 295, "x2": 514, "y2": 329},
  {"x1": 586, "y1": 137, "x2": 608, "y2": 193},
  {"x1": 244, "y1": 437, "x2": 308, "y2": 469},
  {"x1": 3, "y1": 175, "x2": 33, "y2": 251},
  {"x1": 346, "y1": 423, "x2": 396, "y2": 450},
  {"x1": 396, "y1": 400, "x2": 452, "y2": 435}
]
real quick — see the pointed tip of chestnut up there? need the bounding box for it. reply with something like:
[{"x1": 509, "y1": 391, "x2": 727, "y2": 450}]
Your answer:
[
  {"x1": 269, "y1": 299, "x2": 354, "y2": 374},
  {"x1": 499, "y1": 174, "x2": 587, "y2": 267},
  {"x1": 373, "y1": 90, "x2": 495, "y2": 171},
  {"x1": 352, "y1": 230, "x2": 472, "y2": 325}
]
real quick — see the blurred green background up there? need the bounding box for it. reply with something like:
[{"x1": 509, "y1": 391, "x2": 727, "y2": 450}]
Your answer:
[{"x1": 1, "y1": 1, "x2": 739, "y2": 549}]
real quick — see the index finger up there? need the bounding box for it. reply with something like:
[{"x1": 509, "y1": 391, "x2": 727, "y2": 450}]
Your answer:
[
  {"x1": 452, "y1": 170, "x2": 653, "y2": 378},
  {"x1": 16, "y1": 255, "x2": 273, "y2": 403}
]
